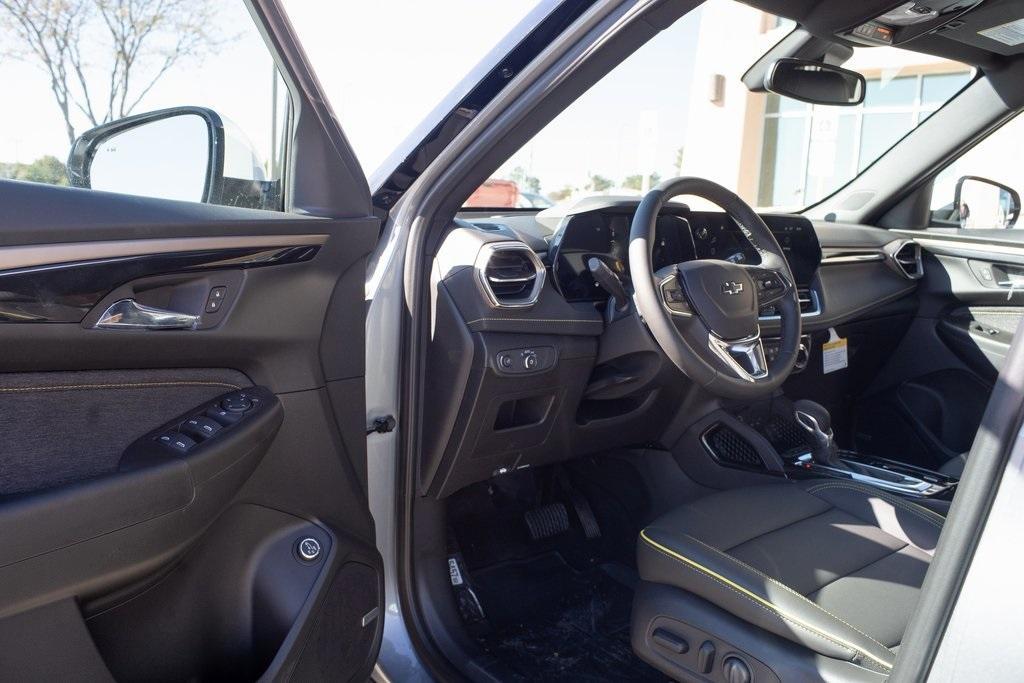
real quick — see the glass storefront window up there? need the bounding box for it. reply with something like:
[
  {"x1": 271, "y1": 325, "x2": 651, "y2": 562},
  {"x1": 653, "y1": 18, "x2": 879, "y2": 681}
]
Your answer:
[{"x1": 758, "y1": 69, "x2": 973, "y2": 207}]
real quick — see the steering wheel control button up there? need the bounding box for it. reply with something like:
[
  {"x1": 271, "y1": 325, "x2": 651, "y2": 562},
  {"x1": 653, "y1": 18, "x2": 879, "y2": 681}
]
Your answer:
[
  {"x1": 183, "y1": 416, "x2": 222, "y2": 440},
  {"x1": 494, "y1": 346, "x2": 556, "y2": 374},
  {"x1": 221, "y1": 393, "x2": 254, "y2": 413},
  {"x1": 157, "y1": 431, "x2": 196, "y2": 453},
  {"x1": 297, "y1": 537, "x2": 322, "y2": 562},
  {"x1": 659, "y1": 275, "x2": 692, "y2": 315}
]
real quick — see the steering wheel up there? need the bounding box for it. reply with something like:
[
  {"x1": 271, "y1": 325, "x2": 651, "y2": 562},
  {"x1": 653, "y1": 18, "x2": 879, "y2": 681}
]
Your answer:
[{"x1": 629, "y1": 177, "x2": 801, "y2": 400}]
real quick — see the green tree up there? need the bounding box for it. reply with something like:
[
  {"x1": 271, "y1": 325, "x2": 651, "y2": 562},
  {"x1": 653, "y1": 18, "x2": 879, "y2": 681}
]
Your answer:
[
  {"x1": 13, "y1": 156, "x2": 69, "y2": 185},
  {"x1": 587, "y1": 173, "x2": 613, "y2": 192},
  {"x1": 622, "y1": 172, "x2": 662, "y2": 191},
  {"x1": 548, "y1": 185, "x2": 574, "y2": 202},
  {"x1": 509, "y1": 166, "x2": 541, "y2": 194}
]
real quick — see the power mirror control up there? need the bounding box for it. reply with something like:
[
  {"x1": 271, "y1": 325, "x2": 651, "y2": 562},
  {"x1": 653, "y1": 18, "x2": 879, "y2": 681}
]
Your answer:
[{"x1": 221, "y1": 393, "x2": 255, "y2": 413}]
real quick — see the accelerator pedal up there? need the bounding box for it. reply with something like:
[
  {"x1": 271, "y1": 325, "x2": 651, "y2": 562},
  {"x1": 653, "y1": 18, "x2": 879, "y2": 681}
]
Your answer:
[
  {"x1": 556, "y1": 471, "x2": 602, "y2": 540},
  {"x1": 524, "y1": 503, "x2": 570, "y2": 541}
]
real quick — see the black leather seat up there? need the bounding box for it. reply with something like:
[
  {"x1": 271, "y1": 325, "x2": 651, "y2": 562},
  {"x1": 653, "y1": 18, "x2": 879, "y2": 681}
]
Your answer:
[
  {"x1": 939, "y1": 451, "x2": 969, "y2": 477},
  {"x1": 632, "y1": 480, "x2": 944, "y2": 680}
]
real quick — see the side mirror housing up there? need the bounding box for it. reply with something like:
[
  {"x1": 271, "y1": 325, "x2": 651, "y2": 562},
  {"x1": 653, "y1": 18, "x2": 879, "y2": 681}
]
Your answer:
[
  {"x1": 67, "y1": 106, "x2": 225, "y2": 204},
  {"x1": 764, "y1": 58, "x2": 865, "y2": 106},
  {"x1": 955, "y1": 175, "x2": 1021, "y2": 229}
]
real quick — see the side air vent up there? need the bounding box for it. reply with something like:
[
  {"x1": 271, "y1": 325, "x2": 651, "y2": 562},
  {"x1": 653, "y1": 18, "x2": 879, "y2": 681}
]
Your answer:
[
  {"x1": 475, "y1": 242, "x2": 546, "y2": 308},
  {"x1": 891, "y1": 240, "x2": 924, "y2": 280},
  {"x1": 701, "y1": 424, "x2": 766, "y2": 470}
]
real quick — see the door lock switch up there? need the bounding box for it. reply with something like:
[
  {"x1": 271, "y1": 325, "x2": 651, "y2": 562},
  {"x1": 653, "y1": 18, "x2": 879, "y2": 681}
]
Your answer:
[
  {"x1": 182, "y1": 416, "x2": 223, "y2": 440},
  {"x1": 157, "y1": 431, "x2": 196, "y2": 453},
  {"x1": 205, "y1": 286, "x2": 227, "y2": 313}
]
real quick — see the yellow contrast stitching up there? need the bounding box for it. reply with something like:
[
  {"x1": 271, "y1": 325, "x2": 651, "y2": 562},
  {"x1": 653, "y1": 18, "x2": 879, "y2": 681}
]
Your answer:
[
  {"x1": 680, "y1": 533, "x2": 894, "y2": 653},
  {"x1": 0, "y1": 381, "x2": 241, "y2": 393},
  {"x1": 804, "y1": 482, "x2": 945, "y2": 528},
  {"x1": 640, "y1": 529, "x2": 893, "y2": 671}
]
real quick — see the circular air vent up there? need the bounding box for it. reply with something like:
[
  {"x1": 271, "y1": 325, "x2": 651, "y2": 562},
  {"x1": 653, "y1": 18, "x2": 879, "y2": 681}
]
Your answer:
[{"x1": 474, "y1": 242, "x2": 545, "y2": 308}]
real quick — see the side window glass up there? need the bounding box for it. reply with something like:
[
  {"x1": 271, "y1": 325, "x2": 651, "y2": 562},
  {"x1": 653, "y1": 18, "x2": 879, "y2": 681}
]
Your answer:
[
  {"x1": 932, "y1": 113, "x2": 1024, "y2": 229},
  {"x1": 0, "y1": 2, "x2": 288, "y2": 211}
]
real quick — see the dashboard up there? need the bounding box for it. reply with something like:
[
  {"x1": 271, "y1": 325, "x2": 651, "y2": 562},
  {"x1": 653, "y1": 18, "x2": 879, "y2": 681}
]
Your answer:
[{"x1": 549, "y1": 204, "x2": 822, "y2": 303}]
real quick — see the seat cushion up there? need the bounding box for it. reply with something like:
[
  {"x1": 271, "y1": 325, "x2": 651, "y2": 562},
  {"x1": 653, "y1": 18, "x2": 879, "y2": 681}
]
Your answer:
[{"x1": 637, "y1": 480, "x2": 944, "y2": 674}]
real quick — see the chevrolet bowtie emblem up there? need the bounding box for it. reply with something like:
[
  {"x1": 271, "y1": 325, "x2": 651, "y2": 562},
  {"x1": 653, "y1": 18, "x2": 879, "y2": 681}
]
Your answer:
[{"x1": 721, "y1": 281, "x2": 744, "y2": 296}]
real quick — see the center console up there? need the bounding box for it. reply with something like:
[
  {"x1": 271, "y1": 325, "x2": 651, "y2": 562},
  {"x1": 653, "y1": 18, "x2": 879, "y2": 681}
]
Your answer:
[
  {"x1": 790, "y1": 451, "x2": 956, "y2": 497},
  {"x1": 784, "y1": 398, "x2": 956, "y2": 499},
  {"x1": 705, "y1": 396, "x2": 959, "y2": 502}
]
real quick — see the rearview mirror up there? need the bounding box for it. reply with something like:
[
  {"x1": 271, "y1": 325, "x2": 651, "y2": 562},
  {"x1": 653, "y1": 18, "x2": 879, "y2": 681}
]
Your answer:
[
  {"x1": 954, "y1": 176, "x2": 1021, "y2": 230},
  {"x1": 67, "y1": 107, "x2": 225, "y2": 204},
  {"x1": 764, "y1": 58, "x2": 865, "y2": 106}
]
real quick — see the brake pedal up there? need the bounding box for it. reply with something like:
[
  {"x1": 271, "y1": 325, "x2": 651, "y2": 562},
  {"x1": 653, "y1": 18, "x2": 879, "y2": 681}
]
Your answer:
[{"x1": 524, "y1": 502, "x2": 570, "y2": 541}]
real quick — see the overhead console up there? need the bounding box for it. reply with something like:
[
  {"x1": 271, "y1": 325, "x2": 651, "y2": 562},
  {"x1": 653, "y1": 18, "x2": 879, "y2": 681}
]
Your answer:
[{"x1": 839, "y1": 1, "x2": 984, "y2": 48}]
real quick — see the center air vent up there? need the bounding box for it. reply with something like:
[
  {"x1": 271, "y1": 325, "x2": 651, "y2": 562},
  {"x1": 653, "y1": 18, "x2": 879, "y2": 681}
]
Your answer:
[
  {"x1": 891, "y1": 240, "x2": 924, "y2": 280},
  {"x1": 475, "y1": 242, "x2": 546, "y2": 308},
  {"x1": 759, "y1": 286, "x2": 820, "y2": 319},
  {"x1": 797, "y1": 287, "x2": 820, "y2": 315}
]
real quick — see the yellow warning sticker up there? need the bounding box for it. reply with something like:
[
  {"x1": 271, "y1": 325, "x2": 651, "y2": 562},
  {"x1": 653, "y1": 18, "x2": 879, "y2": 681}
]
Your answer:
[{"x1": 823, "y1": 328, "x2": 848, "y2": 374}]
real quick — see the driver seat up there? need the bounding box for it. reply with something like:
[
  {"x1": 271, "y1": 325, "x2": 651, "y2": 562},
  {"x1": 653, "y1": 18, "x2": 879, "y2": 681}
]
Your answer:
[{"x1": 631, "y1": 480, "x2": 943, "y2": 681}]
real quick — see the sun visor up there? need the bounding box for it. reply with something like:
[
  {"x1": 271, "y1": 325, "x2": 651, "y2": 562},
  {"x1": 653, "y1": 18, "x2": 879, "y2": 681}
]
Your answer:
[{"x1": 928, "y1": 0, "x2": 1024, "y2": 56}]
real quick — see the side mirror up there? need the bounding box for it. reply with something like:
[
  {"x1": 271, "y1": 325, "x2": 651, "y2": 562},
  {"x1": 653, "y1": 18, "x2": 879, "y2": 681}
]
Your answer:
[
  {"x1": 67, "y1": 107, "x2": 225, "y2": 204},
  {"x1": 764, "y1": 58, "x2": 865, "y2": 106},
  {"x1": 954, "y1": 176, "x2": 1021, "y2": 229}
]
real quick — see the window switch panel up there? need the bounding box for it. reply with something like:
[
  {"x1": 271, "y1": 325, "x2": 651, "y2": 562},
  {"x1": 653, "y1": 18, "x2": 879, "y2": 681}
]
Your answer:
[
  {"x1": 182, "y1": 416, "x2": 223, "y2": 440},
  {"x1": 206, "y1": 405, "x2": 243, "y2": 425},
  {"x1": 157, "y1": 432, "x2": 196, "y2": 453}
]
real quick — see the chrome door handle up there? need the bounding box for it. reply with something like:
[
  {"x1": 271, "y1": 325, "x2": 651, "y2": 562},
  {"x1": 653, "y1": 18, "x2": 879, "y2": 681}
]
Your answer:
[{"x1": 94, "y1": 298, "x2": 199, "y2": 330}]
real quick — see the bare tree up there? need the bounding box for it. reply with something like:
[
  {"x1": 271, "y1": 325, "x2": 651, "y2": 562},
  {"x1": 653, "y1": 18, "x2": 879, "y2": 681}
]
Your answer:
[{"x1": 0, "y1": 0, "x2": 225, "y2": 144}]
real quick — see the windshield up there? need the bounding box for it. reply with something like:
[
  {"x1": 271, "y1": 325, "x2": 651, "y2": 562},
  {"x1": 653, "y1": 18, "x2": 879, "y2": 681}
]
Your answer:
[{"x1": 465, "y1": 0, "x2": 972, "y2": 212}]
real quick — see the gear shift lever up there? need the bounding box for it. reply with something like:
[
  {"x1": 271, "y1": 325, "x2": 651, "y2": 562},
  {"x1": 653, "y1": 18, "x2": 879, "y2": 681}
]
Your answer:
[{"x1": 793, "y1": 399, "x2": 841, "y2": 467}]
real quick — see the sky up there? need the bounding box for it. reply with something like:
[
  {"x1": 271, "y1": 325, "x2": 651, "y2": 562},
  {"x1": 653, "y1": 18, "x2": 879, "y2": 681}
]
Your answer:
[
  {"x1": 0, "y1": 0, "x2": 699, "y2": 195},
  {"x1": 0, "y1": 1, "x2": 552, "y2": 181}
]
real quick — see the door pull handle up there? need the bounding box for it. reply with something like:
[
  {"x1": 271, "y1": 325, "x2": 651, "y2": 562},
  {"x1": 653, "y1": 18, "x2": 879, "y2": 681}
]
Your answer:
[{"x1": 94, "y1": 298, "x2": 199, "y2": 330}]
